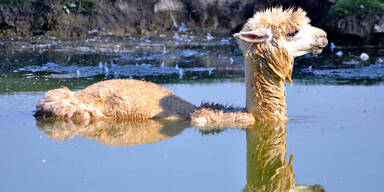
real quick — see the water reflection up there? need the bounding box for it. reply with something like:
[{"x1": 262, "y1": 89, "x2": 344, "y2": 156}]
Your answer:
[
  {"x1": 198, "y1": 121, "x2": 324, "y2": 192},
  {"x1": 37, "y1": 119, "x2": 324, "y2": 191},
  {"x1": 243, "y1": 122, "x2": 324, "y2": 192},
  {"x1": 36, "y1": 119, "x2": 189, "y2": 146}
]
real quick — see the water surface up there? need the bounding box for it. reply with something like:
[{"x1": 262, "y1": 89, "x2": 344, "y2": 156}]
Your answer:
[{"x1": 0, "y1": 36, "x2": 383, "y2": 192}]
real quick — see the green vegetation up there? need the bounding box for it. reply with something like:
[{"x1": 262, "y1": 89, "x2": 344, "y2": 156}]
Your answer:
[
  {"x1": 62, "y1": 2, "x2": 77, "y2": 14},
  {"x1": 62, "y1": 0, "x2": 98, "y2": 15},
  {"x1": 81, "y1": 0, "x2": 97, "y2": 14},
  {"x1": 328, "y1": 0, "x2": 384, "y2": 19}
]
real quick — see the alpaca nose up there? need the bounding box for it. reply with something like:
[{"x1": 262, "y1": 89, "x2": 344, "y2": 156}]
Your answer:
[
  {"x1": 315, "y1": 30, "x2": 328, "y2": 47},
  {"x1": 316, "y1": 30, "x2": 327, "y2": 39}
]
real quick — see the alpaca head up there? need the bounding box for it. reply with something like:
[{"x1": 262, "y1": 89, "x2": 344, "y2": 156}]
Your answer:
[{"x1": 234, "y1": 7, "x2": 328, "y2": 83}]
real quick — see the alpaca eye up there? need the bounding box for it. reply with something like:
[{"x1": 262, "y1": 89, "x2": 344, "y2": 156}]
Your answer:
[{"x1": 287, "y1": 30, "x2": 299, "y2": 38}]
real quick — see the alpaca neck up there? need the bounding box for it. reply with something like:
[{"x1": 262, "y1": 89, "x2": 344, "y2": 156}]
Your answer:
[{"x1": 245, "y1": 57, "x2": 288, "y2": 121}]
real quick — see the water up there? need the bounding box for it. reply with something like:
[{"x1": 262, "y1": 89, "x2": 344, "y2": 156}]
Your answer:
[{"x1": 0, "y1": 37, "x2": 384, "y2": 192}]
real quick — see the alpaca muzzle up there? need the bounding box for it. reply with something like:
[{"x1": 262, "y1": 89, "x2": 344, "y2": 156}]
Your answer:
[{"x1": 311, "y1": 31, "x2": 328, "y2": 54}]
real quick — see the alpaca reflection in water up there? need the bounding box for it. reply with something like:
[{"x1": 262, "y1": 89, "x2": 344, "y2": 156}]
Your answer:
[
  {"x1": 37, "y1": 120, "x2": 324, "y2": 191},
  {"x1": 242, "y1": 122, "x2": 324, "y2": 192},
  {"x1": 36, "y1": 119, "x2": 190, "y2": 146},
  {"x1": 198, "y1": 121, "x2": 324, "y2": 192}
]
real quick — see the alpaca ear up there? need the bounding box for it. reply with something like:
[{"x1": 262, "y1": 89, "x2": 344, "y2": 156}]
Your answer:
[{"x1": 233, "y1": 29, "x2": 273, "y2": 43}]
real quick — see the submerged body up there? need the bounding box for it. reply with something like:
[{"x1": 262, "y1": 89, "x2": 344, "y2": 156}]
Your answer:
[
  {"x1": 35, "y1": 79, "x2": 196, "y2": 120},
  {"x1": 35, "y1": 79, "x2": 251, "y2": 123}
]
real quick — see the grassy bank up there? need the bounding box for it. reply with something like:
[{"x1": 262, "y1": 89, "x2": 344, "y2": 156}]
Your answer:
[{"x1": 328, "y1": 0, "x2": 384, "y2": 19}]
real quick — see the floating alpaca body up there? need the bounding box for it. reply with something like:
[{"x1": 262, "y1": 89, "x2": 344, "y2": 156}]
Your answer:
[
  {"x1": 35, "y1": 79, "x2": 196, "y2": 120},
  {"x1": 35, "y1": 7, "x2": 327, "y2": 123}
]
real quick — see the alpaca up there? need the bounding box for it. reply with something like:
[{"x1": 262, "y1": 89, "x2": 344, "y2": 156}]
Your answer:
[
  {"x1": 35, "y1": 7, "x2": 327, "y2": 123},
  {"x1": 234, "y1": 7, "x2": 327, "y2": 121}
]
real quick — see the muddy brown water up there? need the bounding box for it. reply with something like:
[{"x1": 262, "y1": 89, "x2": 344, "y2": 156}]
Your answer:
[{"x1": 0, "y1": 36, "x2": 383, "y2": 192}]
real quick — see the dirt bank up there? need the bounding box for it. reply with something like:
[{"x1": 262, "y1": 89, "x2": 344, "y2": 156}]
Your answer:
[{"x1": 2, "y1": 0, "x2": 382, "y2": 45}]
